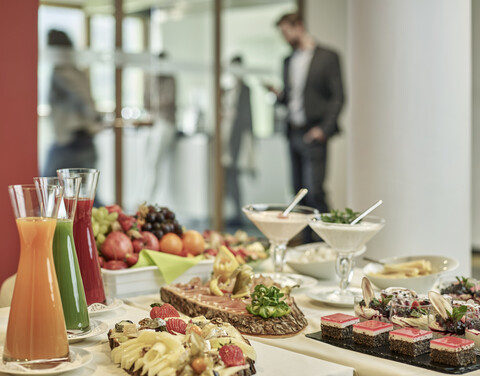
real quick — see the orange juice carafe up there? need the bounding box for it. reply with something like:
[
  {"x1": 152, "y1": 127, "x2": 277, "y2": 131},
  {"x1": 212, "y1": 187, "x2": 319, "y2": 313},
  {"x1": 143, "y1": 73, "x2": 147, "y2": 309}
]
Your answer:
[{"x1": 4, "y1": 184, "x2": 69, "y2": 367}]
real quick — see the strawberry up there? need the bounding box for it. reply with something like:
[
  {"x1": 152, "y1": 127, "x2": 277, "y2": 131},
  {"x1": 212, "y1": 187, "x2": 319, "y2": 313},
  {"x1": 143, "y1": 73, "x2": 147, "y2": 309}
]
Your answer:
[
  {"x1": 106, "y1": 204, "x2": 123, "y2": 214},
  {"x1": 166, "y1": 318, "x2": 187, "y2": 335},
  {"x1": 219, "y1": 344, "x2": 245, "y2": 367},
  {"x1": 150, "y1": 303, "x2": 180, "y2": 319},
  {"x1": 119, "y1": 217, "x2": 136, "y2": 232}
]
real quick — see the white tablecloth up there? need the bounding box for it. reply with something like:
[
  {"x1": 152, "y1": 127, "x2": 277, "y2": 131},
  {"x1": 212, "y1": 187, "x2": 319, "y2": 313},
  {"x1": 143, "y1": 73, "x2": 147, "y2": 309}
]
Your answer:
[{"x1": 0, "y1": 300, "x2": 353, "y2": 376}]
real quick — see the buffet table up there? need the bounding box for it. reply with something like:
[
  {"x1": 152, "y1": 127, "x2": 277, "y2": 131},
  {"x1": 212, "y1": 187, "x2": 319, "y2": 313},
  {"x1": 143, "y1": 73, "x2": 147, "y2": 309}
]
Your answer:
[
  {"x1": 0, "y1": 267, "x2": 477, "y2": 375},
  {"x1": 124, "y1": 268, "x2": 480, "y2": 376},
  {"x1": 0, "y1": 300, "x2": 353, "y2": 376}
]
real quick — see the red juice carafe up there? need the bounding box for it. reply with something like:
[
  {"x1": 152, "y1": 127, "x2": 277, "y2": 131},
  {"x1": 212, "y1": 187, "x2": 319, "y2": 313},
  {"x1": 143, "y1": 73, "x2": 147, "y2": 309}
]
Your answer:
[{"x1": 57, "y1": 168, "x2": 105, "y2": 305}]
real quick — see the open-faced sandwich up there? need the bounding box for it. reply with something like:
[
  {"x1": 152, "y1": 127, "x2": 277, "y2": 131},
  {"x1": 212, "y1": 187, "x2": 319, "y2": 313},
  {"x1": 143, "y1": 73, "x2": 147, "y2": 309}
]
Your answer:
[{"x1": 160, "y1": 246, "x2": 307, "y2": 337}]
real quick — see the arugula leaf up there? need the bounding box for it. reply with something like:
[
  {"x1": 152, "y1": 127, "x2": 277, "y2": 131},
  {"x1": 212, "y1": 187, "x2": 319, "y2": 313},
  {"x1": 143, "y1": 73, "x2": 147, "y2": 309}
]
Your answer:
[{"x1": 320, "y1": 208, "x2": 361, "y2": 224}]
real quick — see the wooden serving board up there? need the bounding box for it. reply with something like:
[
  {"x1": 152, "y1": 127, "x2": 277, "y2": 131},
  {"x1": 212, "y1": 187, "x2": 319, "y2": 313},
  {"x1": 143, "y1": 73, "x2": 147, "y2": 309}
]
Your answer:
[{"x1": 306, "y1": 331, "x2": 480, "y2": 375}]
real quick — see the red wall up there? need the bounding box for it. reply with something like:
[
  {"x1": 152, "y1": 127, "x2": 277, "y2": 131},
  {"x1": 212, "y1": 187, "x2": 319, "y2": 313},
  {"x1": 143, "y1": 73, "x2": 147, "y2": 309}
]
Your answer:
[{"x1": 0, "y1": 1, "x2": 39, "y2": 285}]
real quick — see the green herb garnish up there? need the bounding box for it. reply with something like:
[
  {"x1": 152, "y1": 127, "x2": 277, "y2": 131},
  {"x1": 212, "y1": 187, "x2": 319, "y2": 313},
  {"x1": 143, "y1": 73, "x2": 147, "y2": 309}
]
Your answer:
[
  {"x1": 371, "y1": 295, "x2": 393, "y2": 308},
  {"x1": 410, "y1": 308, "x2": 428, "y2": 318},
  {"x1": 456, "y1": 276, "x2": 474, "y2": 290},
  {"x1": 320, "y1": 208, "x2": 360, "y2": 224},
  {"x1": 446, "y1": 305, "x2": 468, "y2": 321},
  {"x1": 246, "y1": 284, "x2": 291, "y2": 319}
]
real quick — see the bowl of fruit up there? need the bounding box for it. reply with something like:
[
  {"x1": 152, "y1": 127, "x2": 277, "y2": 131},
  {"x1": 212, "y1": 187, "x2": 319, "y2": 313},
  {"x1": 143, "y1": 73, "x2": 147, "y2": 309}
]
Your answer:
[{"x1": 93, "y1": 203, "x2": 213, "y2": 297}]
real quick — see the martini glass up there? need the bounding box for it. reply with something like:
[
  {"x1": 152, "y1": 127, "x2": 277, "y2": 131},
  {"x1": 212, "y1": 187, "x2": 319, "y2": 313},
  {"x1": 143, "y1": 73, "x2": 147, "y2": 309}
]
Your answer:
[
  {"x1": 242, "y1": 204, "x2": 318, "y2": 283},
  {"x1": 309, "y1": 215, "x2": 384, "y2": 305}
]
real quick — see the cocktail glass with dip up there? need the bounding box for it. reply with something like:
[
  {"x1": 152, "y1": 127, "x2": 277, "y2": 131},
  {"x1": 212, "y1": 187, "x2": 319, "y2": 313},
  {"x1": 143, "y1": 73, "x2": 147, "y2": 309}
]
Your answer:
[
  {"x1": 309, "y1": 215, "x2": 384, "y2": 305},
  {"x1": 242, "y1": 204, "x2": 318, "y2": 283}
]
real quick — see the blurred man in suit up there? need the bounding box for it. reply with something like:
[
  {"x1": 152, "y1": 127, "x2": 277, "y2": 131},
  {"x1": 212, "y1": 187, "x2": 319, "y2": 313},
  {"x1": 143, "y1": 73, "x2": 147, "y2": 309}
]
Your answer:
[
  {"x1": 268, "y1": 13, "x2": 344, "y2": 216},
  {"x1": 222, "y1": 56, "x2": 254, "y2": 225}
]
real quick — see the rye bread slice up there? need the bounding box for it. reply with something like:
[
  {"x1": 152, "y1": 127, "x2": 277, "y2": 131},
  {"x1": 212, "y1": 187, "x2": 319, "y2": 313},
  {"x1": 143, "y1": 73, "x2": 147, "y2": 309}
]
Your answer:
[{"x1": 160, "y1": 284, "x2": 308, "y2": 337}]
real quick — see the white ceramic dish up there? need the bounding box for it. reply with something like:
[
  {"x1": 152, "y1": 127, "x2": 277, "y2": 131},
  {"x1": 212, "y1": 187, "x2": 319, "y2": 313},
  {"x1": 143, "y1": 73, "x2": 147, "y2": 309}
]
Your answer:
[
  {"x1": 307, "y1": 287, "x2": 363, "y2": 307},
  {"x1": 286, "y1": 242, "x2": 336, "y2": 280},
  {"x1": 102, "y1": 259, "x2": 214, "y2": 298},
  {"x1": 88, "y1": 297, "x2": 123, "y2": 315},
  {"x1": 255, "y1": 272, "x2": 318, "y2": 290},
  {"x1": 363, "y1": 255, "x2": 459, "y2": 294},
  {"x1": 67, "y1": 320, "x2": 108, "y2": 343},
  {"x1": 0, "y1": 347, "x2": 92, "y2": 375}
]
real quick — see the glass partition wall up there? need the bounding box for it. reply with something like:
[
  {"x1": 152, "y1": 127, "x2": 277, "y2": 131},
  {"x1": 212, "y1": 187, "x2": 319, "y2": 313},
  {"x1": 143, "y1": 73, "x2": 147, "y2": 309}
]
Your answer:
[{"x1": 38, "y1": 0, "x2": 297, "y2": 230}]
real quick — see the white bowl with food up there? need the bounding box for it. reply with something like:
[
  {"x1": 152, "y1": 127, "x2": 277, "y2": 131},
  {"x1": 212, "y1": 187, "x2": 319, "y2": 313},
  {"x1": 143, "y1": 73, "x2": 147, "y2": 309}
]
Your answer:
[
  {"x1": 286, "y1": 242, "x2": 337, "y2": 280},
  {"x1": 363, "y1": 255, "x2": 459, "y2": 293}
]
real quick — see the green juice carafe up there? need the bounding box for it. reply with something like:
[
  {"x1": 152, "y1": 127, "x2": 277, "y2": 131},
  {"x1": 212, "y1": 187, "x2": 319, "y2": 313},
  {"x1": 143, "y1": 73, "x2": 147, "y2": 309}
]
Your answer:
[
  {"x1": 53, "y1": 218, "x2": 90, "y2": 332},
  {"x1": 35, "y1": 176, "x2": 90, "y2": 333}
]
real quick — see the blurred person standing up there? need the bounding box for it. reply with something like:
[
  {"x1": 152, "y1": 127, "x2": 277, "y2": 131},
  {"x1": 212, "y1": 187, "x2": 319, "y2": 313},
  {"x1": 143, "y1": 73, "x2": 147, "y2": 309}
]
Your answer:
[
  {"x1": 43, "y1": 29, "x2": 102, "y2": 178},
  {"x1": 143, "y1": 51, "x2": 178, "y2": 203},
  {"x1": 267, "y1": 13, "x2": 344, "y2": 215},
  {"x1": 221, "y1": 56, "x2": 255, "y2": 226}
]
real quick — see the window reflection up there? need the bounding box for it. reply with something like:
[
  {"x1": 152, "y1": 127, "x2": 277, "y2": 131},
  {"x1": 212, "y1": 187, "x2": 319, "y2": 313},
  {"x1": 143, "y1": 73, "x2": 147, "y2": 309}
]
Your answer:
[{"x1": 38, "y1": 1, "x2": 297, "y2": 229}]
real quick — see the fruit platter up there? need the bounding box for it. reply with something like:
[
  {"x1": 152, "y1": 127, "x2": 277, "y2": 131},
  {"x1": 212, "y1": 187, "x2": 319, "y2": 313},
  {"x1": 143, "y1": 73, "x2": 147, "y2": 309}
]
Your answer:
[
  {"x1": 92, "y1": 203, "x2": 269, "y2": 298},
  {"x1": 93, "y1": 203, "x2": 204, "y2": 269},
  {"x1": 91, "y1": 203, "x2": 212, "y2": 297}
]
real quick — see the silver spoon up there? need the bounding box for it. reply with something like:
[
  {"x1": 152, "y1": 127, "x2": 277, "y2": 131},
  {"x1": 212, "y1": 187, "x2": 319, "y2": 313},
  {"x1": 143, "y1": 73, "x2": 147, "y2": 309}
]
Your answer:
[
  {"x1": 280, "y1": 188, "x2": 308, "y2": 217},
  {"x1": 350, "y1": 199, "x2": 383, "y2": 225},
  {"x1": 362, "y1": 256, "x2": 385, "y2": 265}
]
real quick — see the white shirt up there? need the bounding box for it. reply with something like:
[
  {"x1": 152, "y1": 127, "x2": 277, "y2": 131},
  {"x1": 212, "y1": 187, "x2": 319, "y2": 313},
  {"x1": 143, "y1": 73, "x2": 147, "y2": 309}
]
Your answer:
[{"x1": 288, "y1": 48, "x2": 314, "y2": 126}]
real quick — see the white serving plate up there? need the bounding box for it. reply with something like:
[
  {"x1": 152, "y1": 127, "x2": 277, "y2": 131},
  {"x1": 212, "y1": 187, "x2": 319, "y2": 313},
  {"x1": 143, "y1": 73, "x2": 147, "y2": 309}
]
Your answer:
[
  {"x1": 307, "y1": 286, "x2": 363, "y2": 307},
  {"x1": 88, "y1": 297, "x2": 123, "y2": 315},
  {"x1": 0, "y1": 347, "x2": 92, "y2": 375},
  {"x1": 102, "y1": 259, "x2": 213, "y2": 298},
  {"x1": 254, "y1": 272, "x2": 318, "y2": 290},
  {"x1": 363, "y1": 255, "x2": 459, "y2": 294},
  {"x1": 286, "y1": 242, "x2": 337, "y2": 280},
  {"x1": 67, "y1": 320, "x2": 108, "y2": 343}
]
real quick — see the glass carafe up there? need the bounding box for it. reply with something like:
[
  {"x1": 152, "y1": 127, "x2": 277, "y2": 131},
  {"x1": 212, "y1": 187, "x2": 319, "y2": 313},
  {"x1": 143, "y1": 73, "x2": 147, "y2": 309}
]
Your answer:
[
  {"x1": 4, "y1": 184, "x2": 69, "y2": 367},
  {"x1": 34, "y1": 177, "x2": 90, "y2": 334},
  {"x1": 57, "y1": 168, "x2": 105, "y2": 305}
]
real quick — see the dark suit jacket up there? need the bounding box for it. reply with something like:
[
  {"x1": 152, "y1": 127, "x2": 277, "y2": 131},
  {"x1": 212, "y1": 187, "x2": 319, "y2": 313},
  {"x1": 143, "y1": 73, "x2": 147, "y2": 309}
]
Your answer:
[
  {"x1": 281, "y1": 45, "x2": 344, "y2": 138},
  {"x1": 229, "y1": 81, "x2": 252, "y2": 161}
]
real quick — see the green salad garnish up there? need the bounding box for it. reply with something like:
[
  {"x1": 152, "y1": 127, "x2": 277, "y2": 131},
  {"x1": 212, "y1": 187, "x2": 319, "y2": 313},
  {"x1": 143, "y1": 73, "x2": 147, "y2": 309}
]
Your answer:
[
  {"x1": 446, "y1": 305, "x2": 468, "y2": 321},
  {"x1": 456, "y1": 276, "x2": 475, "y2": 290},
  {"x1": 320, "y1": 208, "x2": 360, "y2": 224},
  {"x1": 246, "y1": 284, "x2": 291, "y2": 319}
]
